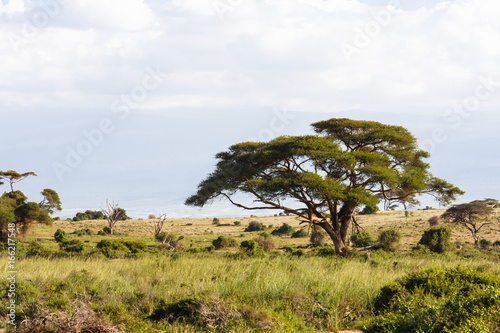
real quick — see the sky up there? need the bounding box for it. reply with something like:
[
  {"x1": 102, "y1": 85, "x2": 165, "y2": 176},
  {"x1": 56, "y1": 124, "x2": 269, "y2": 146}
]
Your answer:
[{"x1": 1, "y1": 0, "x2": 499, "y2": 219}]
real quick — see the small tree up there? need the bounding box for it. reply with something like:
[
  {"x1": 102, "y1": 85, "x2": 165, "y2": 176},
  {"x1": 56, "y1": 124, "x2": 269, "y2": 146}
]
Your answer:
[
  {"x1": 378, "y1": 229, "x2": 401, "y2": 251},
  {"x1": 418, "y1": 226, "x2": 452, "y2": 253},
  {"x1": 441, "y1": 201, "x2": 494, "y2": 245},
  {"x1": 0, "y1": 170, "x2": 37, "y2": 193},
  {"x1": 359, "y1": 205, "x2": 379, "y2": 215},
  {"x1": 350, "y1": 231, "x2": 375, "y2": 247},
  {"x1": 39, "y1": 188, "x2": 62, "y2": 215},
  {"x1": 101, "y1": 199, "x2": 123, "y2": 235}
]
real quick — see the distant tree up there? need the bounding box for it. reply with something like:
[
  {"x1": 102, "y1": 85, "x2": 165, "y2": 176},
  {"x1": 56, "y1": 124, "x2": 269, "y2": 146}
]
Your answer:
[
  {"x1": 359, "y1": 205, "x2": 379, "y2": 215},
  {"x1": 39, "y1": 188, "x2": 62, "y2": 214},
  {"x1": 441, "y1": 201, "x2": 495, "y2": 245},
  {"x1": 473, "y1": 198, "x2": 499, "y2": 208},
  {"x1": 101, "y1": 199, "x2": 124, "y2": 235},
  {"x1": 0, "y1": 170, "x2": 37, "y2": 192},
  {"x1": 0, "y1": 171, "x2": 59, "y2": 241}
]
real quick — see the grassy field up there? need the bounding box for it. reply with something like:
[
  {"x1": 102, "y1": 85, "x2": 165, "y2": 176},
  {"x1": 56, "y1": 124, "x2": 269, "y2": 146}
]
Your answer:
[{"x1": 2, "y1": 209, "x2": 500, "y2": 332}]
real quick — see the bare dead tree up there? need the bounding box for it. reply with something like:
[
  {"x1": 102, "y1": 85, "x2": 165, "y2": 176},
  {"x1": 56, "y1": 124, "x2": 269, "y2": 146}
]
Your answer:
[
  {"x1": 153, "y1": 214, "x2": 168, "y2": 243},
  {"x1": 101, "y1": 199, "x2": 123, "y2": 235}
]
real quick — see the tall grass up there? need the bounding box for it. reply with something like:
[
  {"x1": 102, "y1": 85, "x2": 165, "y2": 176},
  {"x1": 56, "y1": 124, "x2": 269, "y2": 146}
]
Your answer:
[{"x1": 3, "y1": 251, "x2": 500, "y2": 332}]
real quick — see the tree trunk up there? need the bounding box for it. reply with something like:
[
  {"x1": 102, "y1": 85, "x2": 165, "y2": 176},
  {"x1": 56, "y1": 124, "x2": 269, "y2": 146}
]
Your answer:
[{"x1": 318, "y1": 221, "x2": 347, "y2": 256}]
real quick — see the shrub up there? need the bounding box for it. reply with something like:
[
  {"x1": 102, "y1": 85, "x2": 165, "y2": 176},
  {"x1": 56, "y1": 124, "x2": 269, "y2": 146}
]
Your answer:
[
  {"x1": 233, "y1": 221, "x2": 241, "y2": 226},
  {"x1": 253, "y1": 236, "x2": 276, "y2": 252},
  {"x1": 97, "y1": 230, "x2": 106, "y2": 236},
  {"x1": 291, "y1": 228, "x2": 308, "y2": 238},
  {"x1": 155, "y1": 232, "x2": 177, "y2": 243},
  {"x1": 428, "y1": 215, "x2": 440, "y2": 226},
  {"x1": 366, "y1": 267, "x2": 500, "y2": 333},
  {"x1": 418, "y1": 226, "x2": 452, "y2": 253},
  {"x1": 73, "y1": 229, "x2": 93, "y2": 236},
  {"x1": 479, "y1": 238, "x2": 492, "y2": 249},
  {"x1": 271, "y1": 223, "x2": 293, "y2": 236},
  {"x1": 102, "y1": 227, "x2": 111, "y2": 234},
  {"x1": 122, "y1": 240, "x2": 148, "y2": 253},
  {"x1": 312, "y1": 246, "x2": 336, "y2": 257},
  {"x1": 259, "y1": 232, "x2": 271, "y2": 238},
  {"x1": 350, "y1": 231, "x2": 375, "y2": 247},
  {"x1": 245, "y1": 221, "x2": 265, "y2": 232},
  {"x1": 240, "y1": 240, "x2": 266, "y2": 257},
  {"x1": 212, "y1": 217, "x2": 220, "y2": 225},
  {"x1": 378, "y1": 229, "x2": 401, "y2": 252},
  {"x1": 59, "y1": 239, "x2": 85, "y2": 253},
  {"x1": 310, "y1": 225, "x2": 326, "y2": 247},
  {"x1": 359, "y1": 205, "x2": 379, "y2": 215},
  {"x1": 54, "y1": 229, "x2": 68, "y2": 243},
  {"x1": 26, "y1": 240, "x2": 51, "y2": 257},
  {"x1": 96, "y1": 239, "x2": 130, "y2": 257},
  {"x1": 212, "y1": 236, "x2": 238, "y2": 249}
]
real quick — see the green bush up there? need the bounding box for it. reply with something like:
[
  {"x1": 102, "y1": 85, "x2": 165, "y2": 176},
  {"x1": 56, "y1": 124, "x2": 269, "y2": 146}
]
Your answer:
[
  {"x1": 359, "y1": 205, "x2": 379, "y2": 215},
  {"x1": 59, "y1": 239, "x2": 85, "y2": 253},
  {"x1": 26, "y1": 240, "x2": 51, "y2": 257},
  {"x1": 155, "y1": 232, "x2": 177, "y2": 243},
  {"x1": 480, "y1": 239, "x2": 492, "y2": 249},
  {"x1": 96, "y1": 239, "x2": 130, "y2": 257},
  {"x1": 233, "y1": 221, "x2": 241, "y2": 226},
  {"x1": 239, "y1": 240, "x2": 266, "y2": 257},
  {"x1": 244, "y1": 221, "x2": 265, "y2": 232},
  {"x1": 271, "y1": 223, "x2": 293, "y2": 236},
  {"x1": 102, "y1": 226, "x2": 111, "y2": 234},
  {"x1": 350, "y1": 231, "x2": 375, "y2": 247},
  {"x1": 366, "y1": 267, "x2": 500, "y2": 333},
  {"x1": 122, "y1": 240, "x2": 148, "y2": 253},
  {"x1": 418, "y1": 226, "x2": 452, "y2": 253},
  {"x1": 291, "y1": 228, "x2": 308, "y2": 238},
  {"x1": 212, "y1": 236, "x2": 238, "y2": 249},
  {"x1": 73, "y1": 228, "x2": 93, "y2": 236},
  {"x1": 310, "y1": 225, "x2": 326, "y2": 247},
  {"x1": 378, "y1": 229, "x2": 401, "y2": 252},
  {"x1": 53, "y1": 229, "x2": 68, "y2": 243}
]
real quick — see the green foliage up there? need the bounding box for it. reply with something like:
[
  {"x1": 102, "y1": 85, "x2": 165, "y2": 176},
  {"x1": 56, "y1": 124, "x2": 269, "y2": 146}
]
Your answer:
[
  {"x1": 72, "y1": 210, "x2": 104, "y2": 221},
  {"x1": 378, "y1": 229, "x2": 401, "y2": 252},
  {"x1": 26, "y1": 240, "x2": 51, "y2": 257},
  {"x1": 350, "y1": 231, "x2": 375, "y2": 247},
  {"x1": 233, "y1": 221, "x2": 241, "y2": 226},
  {"x1": 366, "y1": 267, "x2": 500, "y2": 333},
  {"x1": 359, "y1": 205, "x2": 379, "y2": 215},
  {"x1": 122, "y1": 240, "x2": 148, "y2": 253},
  {"x1": 73, "y1": 228, "x2": 93, "y2": 236},
  {"x1": 239, "y1": 240, "x2": 266, "y2": 257},
  {"x1": 39, "y1": 188, "x2": 62, "y2": 214},
  {"x1": 310, "y1": 225, "x2": 326, "y2": 247},
  {"x1": 53, "y1": 229, "x2": 68, "y2": 243},
  {"x1": 312, "y1": 246, "x2": 336, "y2": 257},
  {"x1": 418, "y1": 226, "x2": 452, "y2": 253},
  {"x1": 102, "y1": 226, "x2": 111, "y2": 234},
  {"x1": 442, "y1": 201, "x2": 494, "y2": 244},
  {"x1": 291, "y1": 228, "x2": 308, "y2": 238},
  {"x1": 59, "y1": 239, "x2": 85, "y2": 253},
  {"x1": 155, "y1": 232, "x2": 177, "y2": 243},
  {"x1": 245, "y1": 221, "x2": 265, "y2": 232},
  {"x1": 185, "y1": 118, "x2": 464, "y2": 256},
  {"x1": 212, "y1": 236, "x2": 238, "y2": 249},
  {"x1": 480, "y1": 239, "x2": 492, "y2": 249},
  {"x1": 271, "y1": 223, "x2": 294, "y2": 236}
]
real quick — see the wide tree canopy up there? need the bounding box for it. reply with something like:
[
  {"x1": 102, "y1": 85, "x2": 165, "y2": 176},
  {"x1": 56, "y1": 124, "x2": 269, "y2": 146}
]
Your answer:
[{"x1": 186, "y1": 118, "x2": 464, "y2": 255}]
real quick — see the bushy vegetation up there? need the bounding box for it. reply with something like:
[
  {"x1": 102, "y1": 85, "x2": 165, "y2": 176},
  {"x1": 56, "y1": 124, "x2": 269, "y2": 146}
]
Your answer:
[
  {"x1": 310, "y1": 225, "x2": 326, "y2": 247},
  {"x1": 350, "y1": 231, "x2": 375, "y2": 247},
  {"x1": 378, "y1": 229, "x2": 401, "y2": 252},
  {"x1": 244, "y1": 221, "x2": 265, "y2": 232},
  {"x1": 291, "y1": 228, "x2": 308, "y2": 238},
  {"x1": 418, "y1": 226, "x2": 452, "y2": 253},
  {"x1": 360, "y1": 205, "x2": 379, "y2": 215},
  {"x1": 271, "y1": 223, "x2": 293, "y2": 236},
  {"x1": 212, "y1": 235, "x2": 238, "y2": 249},
  {"x1": 72, "y1": 210, "x2": 104, "y2": 221},
  {"x1": 366, "y1": 267, "x2": 500, "y2": 333}
]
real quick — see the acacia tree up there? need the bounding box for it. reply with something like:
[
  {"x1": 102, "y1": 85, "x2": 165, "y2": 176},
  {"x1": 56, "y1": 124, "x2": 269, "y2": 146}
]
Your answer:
[
  {"x1": 39, "y1": 188, "x2": 62, "y2": 215},
  {"x1": 441, "y1": 201, "x2": 495, "y2": 244},
  {"x1": 0, "y1": 170, "x2": 37, "y2": 193},
  {"x1": 0, "y1": 170, "x2": 58, "y2": 241},
  {"x1": 186, "y1": 118, "x2": 464, "y2": 256}
]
